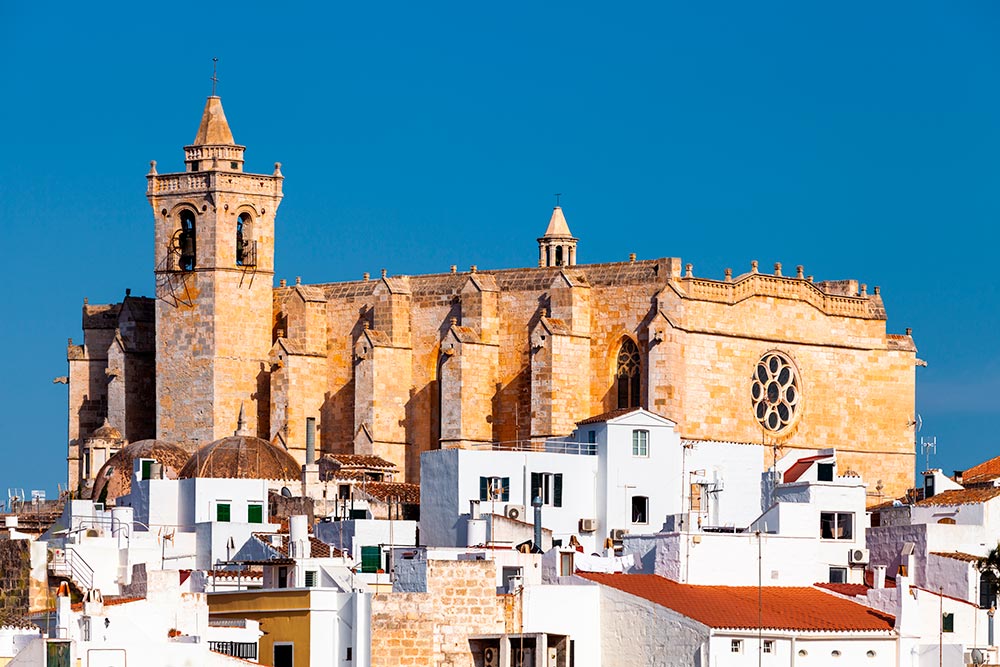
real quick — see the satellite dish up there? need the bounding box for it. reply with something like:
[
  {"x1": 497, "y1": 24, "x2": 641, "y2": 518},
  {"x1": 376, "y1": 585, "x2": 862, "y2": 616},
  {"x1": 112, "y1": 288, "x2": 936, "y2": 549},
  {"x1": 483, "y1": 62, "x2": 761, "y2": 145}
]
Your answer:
[
  {"x1": 972, "y1": 648, "x2": 985, "y2": 665},
  {"x1": 915, "y1": 414, "x2": 923, "y2": 432},
  {"x1": 280, "y1": 486, "x2": 292, "y2": 497}
]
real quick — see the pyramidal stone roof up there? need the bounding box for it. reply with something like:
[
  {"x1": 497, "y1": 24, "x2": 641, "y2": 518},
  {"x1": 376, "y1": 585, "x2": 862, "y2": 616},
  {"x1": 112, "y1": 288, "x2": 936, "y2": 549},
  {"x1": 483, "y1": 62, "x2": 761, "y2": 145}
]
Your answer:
[
  {"x1": 542, "y1": 206, "x2": 574, "y2": 238},
  {"x1": 192, "y1": 96, "x2": 236, "y2": 145}
]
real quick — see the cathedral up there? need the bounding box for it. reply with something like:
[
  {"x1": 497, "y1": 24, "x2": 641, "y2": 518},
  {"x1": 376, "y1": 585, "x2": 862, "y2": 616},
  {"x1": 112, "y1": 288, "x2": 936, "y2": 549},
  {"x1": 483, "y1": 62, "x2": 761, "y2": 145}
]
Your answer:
[{"x1": 64, "y1": 95, "x2": 920, "y2": 500}]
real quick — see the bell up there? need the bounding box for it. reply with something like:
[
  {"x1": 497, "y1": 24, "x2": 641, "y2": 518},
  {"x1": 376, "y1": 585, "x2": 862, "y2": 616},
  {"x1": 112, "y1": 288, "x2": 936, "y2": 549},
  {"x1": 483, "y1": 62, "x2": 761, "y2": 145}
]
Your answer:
[{"x1": 181, "y1": 234, "x2": 195, "y2": 257}]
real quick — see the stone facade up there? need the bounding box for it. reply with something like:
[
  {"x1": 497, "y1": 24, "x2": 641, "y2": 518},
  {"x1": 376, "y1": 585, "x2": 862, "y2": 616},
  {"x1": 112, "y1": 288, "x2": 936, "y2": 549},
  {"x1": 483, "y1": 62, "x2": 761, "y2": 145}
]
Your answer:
[
  {"x1": 370, "y1": 559, "x2": 516, "y2": 667},
  {"x1": 65, "y1": 96, "x2": 921, "y2": 500}
]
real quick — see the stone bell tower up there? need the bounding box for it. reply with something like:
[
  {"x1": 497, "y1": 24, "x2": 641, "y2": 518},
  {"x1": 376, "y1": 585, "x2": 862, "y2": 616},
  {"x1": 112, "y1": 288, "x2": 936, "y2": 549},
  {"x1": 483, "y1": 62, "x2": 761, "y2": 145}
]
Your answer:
[
  {"x1": 147, "y1": 96, "x2": 283, "y2": 450},
  {"x1": 538, "y1": 206, "x2": 578, "y2": 267}
]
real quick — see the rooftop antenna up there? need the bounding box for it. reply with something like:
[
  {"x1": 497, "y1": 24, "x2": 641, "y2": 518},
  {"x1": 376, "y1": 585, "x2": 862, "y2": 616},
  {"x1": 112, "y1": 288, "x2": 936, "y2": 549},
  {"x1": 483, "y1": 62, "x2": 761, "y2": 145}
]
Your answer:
[
  {"x1": 211, "y1": 57, "x2": 219, "y2": 96},
  {"x1": 920, "y1": 436, "x2": 937, "y2": 472},
  {"x1": 554, "y1": 193, "x2": 562, "y2": 207}
]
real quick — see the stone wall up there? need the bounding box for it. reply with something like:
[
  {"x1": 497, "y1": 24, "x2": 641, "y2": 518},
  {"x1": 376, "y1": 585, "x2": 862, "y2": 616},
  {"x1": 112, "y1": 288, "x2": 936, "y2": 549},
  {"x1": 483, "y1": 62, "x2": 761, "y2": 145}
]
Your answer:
[
  {"x1": 370, "y1": 559, "x2": 517, "y2": 667},
  {"x1": 0, "y1": 540, "x2": 31, "y2": 615}
]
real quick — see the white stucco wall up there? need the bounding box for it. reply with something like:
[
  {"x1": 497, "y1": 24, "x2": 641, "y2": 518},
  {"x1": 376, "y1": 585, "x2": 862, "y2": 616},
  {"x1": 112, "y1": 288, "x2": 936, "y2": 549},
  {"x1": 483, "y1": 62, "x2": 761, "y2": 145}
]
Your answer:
[{"x1": 522, "y1": 585, "x2": 601, "y2": 667}]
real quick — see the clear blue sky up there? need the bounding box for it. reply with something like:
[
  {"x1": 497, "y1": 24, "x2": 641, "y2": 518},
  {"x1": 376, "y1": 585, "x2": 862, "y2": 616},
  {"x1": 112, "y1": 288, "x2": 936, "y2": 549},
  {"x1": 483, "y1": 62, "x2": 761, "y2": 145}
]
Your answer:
[{"x1": 1, "y1": 1, "x2": 998, "y2": 496}]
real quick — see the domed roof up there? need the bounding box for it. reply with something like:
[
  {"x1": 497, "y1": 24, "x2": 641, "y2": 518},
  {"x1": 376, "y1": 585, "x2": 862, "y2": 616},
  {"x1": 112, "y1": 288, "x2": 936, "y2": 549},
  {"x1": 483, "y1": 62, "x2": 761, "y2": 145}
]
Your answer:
[
  {"x1": 179, "y1": 436, "x2": 300, "y2": 481},
  {"x1": 91, "y1": 439, "x2": 190, "y2": 502},
  {"x1": 88, "y1": 418, "x2": 123, "y2": 442}
]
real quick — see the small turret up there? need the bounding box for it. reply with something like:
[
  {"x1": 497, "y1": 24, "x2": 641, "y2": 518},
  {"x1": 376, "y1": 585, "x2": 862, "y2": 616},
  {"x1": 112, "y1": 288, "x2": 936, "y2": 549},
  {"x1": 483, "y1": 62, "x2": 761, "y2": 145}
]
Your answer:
[{"x1": 538, "y1": 206, "x2": 578, "y2": 267}]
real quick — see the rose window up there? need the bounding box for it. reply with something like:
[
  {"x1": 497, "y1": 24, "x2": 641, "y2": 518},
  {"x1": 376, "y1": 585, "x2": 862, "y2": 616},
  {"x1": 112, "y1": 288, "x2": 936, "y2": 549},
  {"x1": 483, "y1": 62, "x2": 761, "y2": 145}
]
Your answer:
[{"x1": 751, "y1": 352, "x2": 800, "y2": 432}]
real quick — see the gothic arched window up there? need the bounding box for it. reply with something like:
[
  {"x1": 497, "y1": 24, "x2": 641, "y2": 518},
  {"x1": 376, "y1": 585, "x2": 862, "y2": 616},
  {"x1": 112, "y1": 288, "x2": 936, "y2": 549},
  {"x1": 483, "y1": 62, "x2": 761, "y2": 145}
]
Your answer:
[
  {"x1": 236, "y1": 213, "x2": 252, "y2": 266},
  {"x1": 179, "y1": 210, "x2": 196, "y2": 271},
  {"x1": 616, "y1": 338, "x2": 641, "y2": 409}
]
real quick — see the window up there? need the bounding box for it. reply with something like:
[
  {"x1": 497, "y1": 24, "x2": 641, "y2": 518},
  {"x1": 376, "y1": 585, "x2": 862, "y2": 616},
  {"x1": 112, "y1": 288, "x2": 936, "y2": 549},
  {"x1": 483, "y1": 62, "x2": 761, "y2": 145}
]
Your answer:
[
  {"x1": 236, "y1": 213, "x2": 253, "y2": 266},
  {"x1": 616, "y1": 338, "x2": 641, "y2": 409},
  {"x1": 361, "y1": 545, "x2": 381, "y2": 574},
  {"x1": 346, "y1": 647, "x2": 353, "y2": 661},
  {"x1": 248, "y1": 503, "x2": 263, "y2": 524},
  {"x1": 632, "y1": 430, "x2": 649, "y2": 457},
  {"x1": 981, "y1": 572, "x2": 999, "y2": 609},
  {"x1": 817, "y1": 463, "x2": 834, "y2": 482},
  {"x1": 305, "y1": 570, "x2": 317, "y2": 587},
  {"x1": 141, "y1": 459, "x2": 152, "y2": 481},
  {"x1": 230, "y1": 161, "x2": 239, "y2": 170},
  {"x1": 277, "y1": 566, "x2": 288, "y2": 589},
  {"x1": 829, "y1": 567, "x2": 847, "y2": 584},
  {"x1": 479, "y1": 476, "x2": 510, "y2": 502},
  {"x1": 924, "y1": 475, "x2": 935, "y2": 499},
  {"x1": 763, "y1": 640, "x2": 774, "y2": 654},
  {"x1": 587, "y1": 430, "x2": 597, "y2": 444},
  {"x1": 339, "y1": 484, "x2": 351, "y2": 500},
  {"x1": 820, "y1": 512, "x2": 854, "y2": 540},
  {"x1": 190, "y1": 161, "x2": 200, "y2": 172},
  {"x1": 83, "y1": 451, "x2": 91, "y2": 478},
  {"x1": 178, "y1": 210, "x2": 196, "y2": 271},
  {"x1": 530, "y1": 473, "x2": 563, "y2": 507},
  {"x1": 731, "y1": 639, "x2": 743, "y2": 653},
  {"x1": 942, "y1": 612, "x2": 954, "y2": 633},
  {"x1": 751, "y1": 351, "x2": 800, "y2": 432},
  {"x1": 273, "y1": 643, "x2": 293, "y2": 667},
  {"x1": 216, "y1": 503, "x2": 231, "y2": 522},
  {"x1": 559, "y1": 552, "x2": 575, "y2": 577},
  {"x1": 631, "y1": 496, "x2": 649, "y2": 524}
]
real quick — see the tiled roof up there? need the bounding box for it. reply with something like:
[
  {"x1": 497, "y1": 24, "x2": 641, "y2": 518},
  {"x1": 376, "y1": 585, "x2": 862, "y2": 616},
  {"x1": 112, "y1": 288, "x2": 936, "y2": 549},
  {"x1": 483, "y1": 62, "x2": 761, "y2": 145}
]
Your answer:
[
  {"x1": 579, "y1": 573, "x2": 895, "y2": 632},
  {"x1": 577, "y1": 407, "x2": 643, "y2": 425},
  {"x1": 252, "y1": 532, "x2": 343, "y2": 559},
  {"x1": 357, "y1": 482, "x2": 420, "y2": 504},
  {"x1": 179, "y1": 436, "x2": 300, "y2": 481},
  {"x1": 323, "y1": 454, "x2": 398, "y2": 470},
  {"x1": 0, "y1": 613, "x2": 38, "y2": 630},
  {"x1": 960, "y1": 454, "x2": 1000, "y2": 485},
  {"x1": 91, "y1": 439, "x2": 190, "y2": 501},
  {"x1": 915, "y1": 487, "x2": 1000, "y2": 507},
  {"x1": 70, "y1": 596, "x2": 144, "y2": 612},
  {"x1": 815, "y1": 572, "x2": 896, "y2": 598},
  {"x1": 929, "y1": 551, "x2": 981, "y2": 563},
  {"x1": 783, "y1": 454, "x2": 832, "y2": 484}
]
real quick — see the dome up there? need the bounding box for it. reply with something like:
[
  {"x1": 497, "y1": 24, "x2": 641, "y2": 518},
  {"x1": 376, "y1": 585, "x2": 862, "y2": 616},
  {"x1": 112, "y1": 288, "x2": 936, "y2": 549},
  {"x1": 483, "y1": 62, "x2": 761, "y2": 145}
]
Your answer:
[
  {"x1": 91, "y1": 439, "x2": 190, "y2": 502},
  {"x1": 88, "y1": 418, "x2": 123, "y2": 442},
  {"x1": 179, "y1": 436, "x2": 300, "y2": 481}
]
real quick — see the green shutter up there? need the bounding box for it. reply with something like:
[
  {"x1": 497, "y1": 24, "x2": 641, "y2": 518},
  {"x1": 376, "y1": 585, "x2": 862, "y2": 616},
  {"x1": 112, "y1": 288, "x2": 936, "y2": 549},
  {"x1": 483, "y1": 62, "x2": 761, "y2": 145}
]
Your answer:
[
  {"x1": 141, "y1": 459, "x2": 152, "y2": 481},
  {"x1": 554, "y1": 474, "x2": 563, "y2": 507},
  {"x1": 501, "y1": 477, "x2": 510, "y2": 502},
  {"x1": 361, "y1": 546, "x2": 381, "y2": 574},
  {"x1": 248, "y1": 504, "x2": 263, "y2": 524},
  {"x1": 942, "y1": 613, "x2": 954, "y2": 633},
  {"x1": 217, "y1": 503, "x2": 231, "y2": 522},
  {"x1": 480, "y1": 477, "x2": 489, "y2": 501}
]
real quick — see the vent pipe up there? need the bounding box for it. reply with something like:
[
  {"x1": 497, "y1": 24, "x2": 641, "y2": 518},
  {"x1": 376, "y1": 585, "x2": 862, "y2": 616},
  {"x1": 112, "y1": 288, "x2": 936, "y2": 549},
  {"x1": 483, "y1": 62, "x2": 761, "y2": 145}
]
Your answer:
[
  {"x1": 532, "y1": 496, "x2": 543, "y2": 551},
  {"x1": 305, "y1": 418, "x2": 316, "y2": 464}
]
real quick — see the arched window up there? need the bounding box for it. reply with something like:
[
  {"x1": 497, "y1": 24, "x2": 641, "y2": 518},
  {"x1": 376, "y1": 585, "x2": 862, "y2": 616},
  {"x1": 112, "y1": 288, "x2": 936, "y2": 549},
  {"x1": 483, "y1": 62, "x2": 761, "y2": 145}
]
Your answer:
[
  {"x1": 554, "y1": 246, "x2": 564, "y2": 266},
  {"x1": 236, "y1": 213, "x2": 251, "y2": 266},
  {"x1": 616, "y1": 338, "x2": 641, "y2": 409},
  {"x1": 179, "y1": 210, "x2": 196, "y2": 271}
]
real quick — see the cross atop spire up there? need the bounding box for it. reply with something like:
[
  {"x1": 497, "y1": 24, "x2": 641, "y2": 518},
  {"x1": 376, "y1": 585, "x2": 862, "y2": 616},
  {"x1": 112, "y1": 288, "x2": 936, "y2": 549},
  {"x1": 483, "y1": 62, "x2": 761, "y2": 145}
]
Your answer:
[{"x1": 211, "y1": 57, "x2": 219, "y2": 96}]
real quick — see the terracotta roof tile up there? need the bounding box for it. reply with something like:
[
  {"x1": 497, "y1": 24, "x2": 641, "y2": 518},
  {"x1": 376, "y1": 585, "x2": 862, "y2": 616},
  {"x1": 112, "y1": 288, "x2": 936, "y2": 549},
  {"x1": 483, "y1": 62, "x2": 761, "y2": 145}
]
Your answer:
[
  {"x1": 323, "y1": 454, "x2": 398, "y2": 470},
  {"x1": 0, "y1": 613, "x2": 39, "y2": 630},
  {"x1": 783, "y1": 454, "x2": 832, "y2": 484},
  {"x1": 252, "y1": 532, "x2": 343, "y2": 559},
  {"x1": 358, "y1": 482, "x2": 420, "y2": 504},
  {"x1": 579, "y1": 573, "x2": 895, "y2": 632},
  {"x1": 929, "y1": 551, "x2": 981, "y2": 563},
  {"x1": 915, "y1": 487, "x2": 1000, "y2": 507},
  {"x1": 960, "y1": 454, "x2": 1000, "y2": 485},
  {"x1": 179, "y1": 436, "x2": 300, "y2": 481}
]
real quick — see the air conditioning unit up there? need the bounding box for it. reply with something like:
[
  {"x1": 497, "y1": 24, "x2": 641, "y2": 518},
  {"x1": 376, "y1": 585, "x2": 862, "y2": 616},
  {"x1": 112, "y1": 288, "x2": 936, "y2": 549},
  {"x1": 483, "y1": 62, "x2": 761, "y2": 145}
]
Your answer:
[
  {"x1": 505, "y1": 504, "x2": 526, "y2": 521},
  {"x1": 849, "y1": 548, "x2": 869, "y2": 565},
  {"x1": 579, "y1": 518, "x2": 597, "y2": 532},
  {"x1": 610, "y1": 528, "x2": 628, "y2": 542},
  {"x1": 483, "y1": 646, "x2": 499, "y2": 667},
  {"x1": 514, "y1": 648, "x2": 534, "y2": 667}
]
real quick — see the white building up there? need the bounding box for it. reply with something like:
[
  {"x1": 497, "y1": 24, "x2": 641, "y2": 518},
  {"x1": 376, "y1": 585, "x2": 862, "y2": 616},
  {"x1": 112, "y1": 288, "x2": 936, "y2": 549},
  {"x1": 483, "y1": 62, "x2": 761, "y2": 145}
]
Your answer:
[{"x1": 420, "y1": 408, "x2": 764, "y2": 553}]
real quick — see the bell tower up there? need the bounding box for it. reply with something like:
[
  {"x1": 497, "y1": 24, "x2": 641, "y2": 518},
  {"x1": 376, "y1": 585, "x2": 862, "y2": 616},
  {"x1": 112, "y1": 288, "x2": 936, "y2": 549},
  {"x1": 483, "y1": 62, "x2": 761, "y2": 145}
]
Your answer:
[
  {"x1": 147, "y1": 95, "x2": 283, "y2": 450},
  {"x1": 538, "y1": 206, "x2": 578, "y2": 267}
]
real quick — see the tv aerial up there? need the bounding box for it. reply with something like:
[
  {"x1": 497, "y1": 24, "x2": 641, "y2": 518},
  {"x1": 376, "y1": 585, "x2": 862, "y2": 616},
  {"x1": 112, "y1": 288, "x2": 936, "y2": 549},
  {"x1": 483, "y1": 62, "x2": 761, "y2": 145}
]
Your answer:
[{"x1": 920, "y1": 436, "x2": 937, "y2": 472}]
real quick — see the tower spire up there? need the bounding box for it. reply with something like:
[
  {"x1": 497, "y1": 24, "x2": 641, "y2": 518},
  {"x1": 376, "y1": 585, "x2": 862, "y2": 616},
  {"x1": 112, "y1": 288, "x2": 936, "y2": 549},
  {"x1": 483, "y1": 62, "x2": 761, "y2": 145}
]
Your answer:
[{"x1": 537, "y1": 202, "x2": 578, "y2": 268}]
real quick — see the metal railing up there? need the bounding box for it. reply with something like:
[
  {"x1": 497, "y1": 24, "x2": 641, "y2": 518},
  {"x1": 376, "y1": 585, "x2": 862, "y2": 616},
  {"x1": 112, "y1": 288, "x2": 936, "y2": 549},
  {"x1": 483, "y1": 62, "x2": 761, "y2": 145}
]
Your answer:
[
  {"x1": 486, "y1": 439, "x2": 597, "y2": 456},
  {"x1": 49, "y1": 547, "x2": 94, "y2": 591},
  {"x1": 208, "y1": 641, "x2": 258, "y2": 661}
]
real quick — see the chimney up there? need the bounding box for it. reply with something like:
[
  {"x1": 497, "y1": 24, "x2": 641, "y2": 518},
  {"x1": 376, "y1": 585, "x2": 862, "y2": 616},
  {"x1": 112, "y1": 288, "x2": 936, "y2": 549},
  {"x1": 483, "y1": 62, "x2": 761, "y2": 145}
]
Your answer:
[
  {"x1": 532, "y1": 495, "x2": 543, "y2": 551},
  {"x1": 305, "y1": 418, "x2": 316, "y2": 465},
  {"x1": 289, "y1": 515, "x2": 309, "y2": 559}
]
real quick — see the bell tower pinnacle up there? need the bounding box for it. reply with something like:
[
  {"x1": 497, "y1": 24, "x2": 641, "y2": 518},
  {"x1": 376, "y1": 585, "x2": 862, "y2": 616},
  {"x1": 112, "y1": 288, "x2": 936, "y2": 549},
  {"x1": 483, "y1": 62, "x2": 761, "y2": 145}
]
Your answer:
[
  {"x1": 147, "y1": 95, "x2": 283, "y2": 451},
  {"x1": 538, "y1": 205, "x2": 578, "y2": 267}
]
